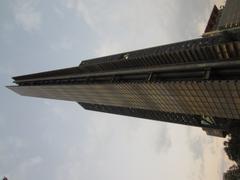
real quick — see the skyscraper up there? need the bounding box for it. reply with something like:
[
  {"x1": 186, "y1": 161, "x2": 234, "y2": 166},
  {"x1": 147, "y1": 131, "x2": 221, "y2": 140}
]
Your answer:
[{"x1": 8, "y1": 0, "x2": 240, "y2": 136}]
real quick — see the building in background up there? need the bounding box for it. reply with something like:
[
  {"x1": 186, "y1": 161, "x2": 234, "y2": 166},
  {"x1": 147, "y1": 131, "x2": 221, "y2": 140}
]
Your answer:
[
  {"x1": 8, "y1": 0, "x2": 240, "y2": 137},
  {"x1": 203, "y1": 0, "x2": 240, "y2": 37}
]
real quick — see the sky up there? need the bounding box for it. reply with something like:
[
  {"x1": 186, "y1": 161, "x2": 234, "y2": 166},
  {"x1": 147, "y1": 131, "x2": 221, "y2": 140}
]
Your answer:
[{"x1": 0, "y1": 0, "x2": 234, "y2": 180}]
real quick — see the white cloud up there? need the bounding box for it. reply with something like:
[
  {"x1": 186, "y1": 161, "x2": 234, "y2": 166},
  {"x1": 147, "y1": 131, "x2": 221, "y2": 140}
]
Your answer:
[
  {"x1": 53, "y1": 6, "x2": 65, "y2": 18},
  {"x1": 12, "y1": 0, "x2": 42, "y2": 32},
  {"x1": 52, "y1": 111, "x2": 233, "y2": 180},
  {"x1": 186, "y1": 128, "x2": 234, "y2": 180},
  {"x1": 0, "y1": 65, "x2": 17, "y2": 76},
  {"x1": 7, "y1": 136, "x2": 25, "y2": 149},
  {"x1": 62, "y1": 0, "x2": 233, "y2": 179},
  {"x1": 22, "y1": 156, "x2": 43, "y2": 168},
  {"x1": 66, "y1": 0, "x2": 180, "y2": 54},
  {"x1": 65, "y1": 0, "x2": 224, "y2": 57},
  {"x1": 0, "y1": 116, "x2": 5, "y2": 128},
  {"x1": 212, "y1": 0, "x2": 226, "y2": 7},
  {"x1": 54, "y1": 113, "x2": 175, "y2": 180},
  {"x1": 50, "y1": 38, "x2": 73, "y2": 51},
  {"x1": 197, "y1": 21, "x2": 208, "y2": 35},
  {"x1": 1, "y1": 23, "x2": 15, "y2": 32},
  {"x1": 10, "y1": 156, "x2": 43, "y2": 179}
]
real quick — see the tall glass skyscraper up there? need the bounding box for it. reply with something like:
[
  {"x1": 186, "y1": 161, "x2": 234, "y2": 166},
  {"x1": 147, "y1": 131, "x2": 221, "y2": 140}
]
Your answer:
[{"x1": 8, "y1": 0, "x2": 240, "y2": 136}]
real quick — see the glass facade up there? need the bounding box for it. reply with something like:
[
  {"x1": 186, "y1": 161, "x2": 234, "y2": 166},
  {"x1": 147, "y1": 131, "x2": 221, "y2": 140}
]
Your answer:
[{"x1": 8, "y1": 80, "x2": 240, "y2": 120}]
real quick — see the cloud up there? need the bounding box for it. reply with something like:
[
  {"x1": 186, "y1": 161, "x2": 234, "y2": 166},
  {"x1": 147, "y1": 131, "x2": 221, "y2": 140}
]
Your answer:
[
  {"x1": 50, "y1": 37, "x2": 73, "y2": 51},
  {"x1": 197, "y1": 21, "x2": 208, "y2": 35},
  {"x1": 12, "y1": 0, "x2": 42, "y2": 32},
  {"x1": 0, "y1": 116, "x2": 5, "y2": 128},
  {"x1": 63, "y1": 0, "x2": 233, "y2": 179},
  {"x1": 41, "y1": 107, "x2": 174, "y2": 180},
  {"x1": 186, "y1": 128, "x2": 234, "y2": 180},
  {"x1": 155, "y1": 124, "x2": 171, "y2": 153},
  {"x1": 212, "y1": 0, "x2": 226, "y2": 7},
  {"x1": 188, "y1": 136, "x2": 204, "y2": 160},
  {"x1": 53, "y1": 6, "x2": 65, "y2": 18},
  {"x1": 65, "y1": 0, "x2": 222, "y2": 57},
  {"x1": 0, "y1": 66, "x2": 17, "y2": 76},
  {"x1": 18, "y1": 156, "x2": 43, "y2": 173},
  {"x1": 9, "y1": 156, "x2": 43, "y2": 180},
  {"x1": 65, "y1": 0, "x2": 181, "y2": 53}
]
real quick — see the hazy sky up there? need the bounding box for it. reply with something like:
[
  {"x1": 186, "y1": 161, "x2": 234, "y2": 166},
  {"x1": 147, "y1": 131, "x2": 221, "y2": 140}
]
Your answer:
[{"x1": 0, "y1": 0, "x2": 233, "y2": 180}]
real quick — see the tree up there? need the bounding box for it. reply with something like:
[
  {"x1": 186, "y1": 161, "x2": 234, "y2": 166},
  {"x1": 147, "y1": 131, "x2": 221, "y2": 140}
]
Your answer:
[
  {"x1": 223, "y1": 165, "x2": 240, "y2": 180},
  {"x1": 223, "y1": 130, "x2": 240, "y2": 179},
  {"x1": 224, "y1": 131, "x2": 240, "y2": 166}
]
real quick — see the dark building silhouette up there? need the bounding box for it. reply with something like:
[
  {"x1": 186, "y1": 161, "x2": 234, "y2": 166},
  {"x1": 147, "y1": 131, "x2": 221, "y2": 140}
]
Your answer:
[
  {"x1": 8, "y1": 0, "x2": 240, "y2": 136},
  {"x1": 203, "y1": 0, "x2": 240, "y2": 37}
]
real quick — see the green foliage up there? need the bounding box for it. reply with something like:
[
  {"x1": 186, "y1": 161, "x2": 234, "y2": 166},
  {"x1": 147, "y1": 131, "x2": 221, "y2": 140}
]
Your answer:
[
  {"x1": 224, "y1": 132, "x2": 240, "y2": 165},
  {"x1": 223, "y1": 165, "x2": 240, "y2": 180},
  {"x1": 223, "y1": 130, "x2": 240, "y2": 179}
]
